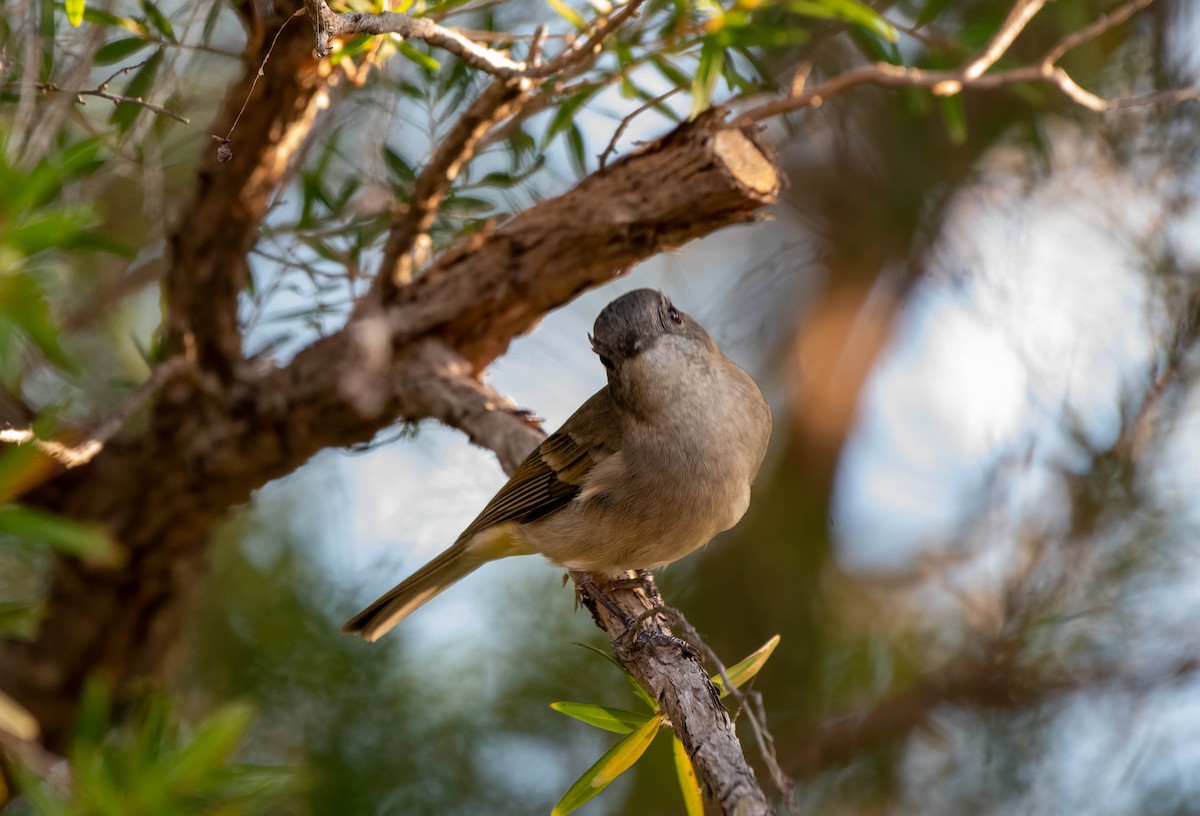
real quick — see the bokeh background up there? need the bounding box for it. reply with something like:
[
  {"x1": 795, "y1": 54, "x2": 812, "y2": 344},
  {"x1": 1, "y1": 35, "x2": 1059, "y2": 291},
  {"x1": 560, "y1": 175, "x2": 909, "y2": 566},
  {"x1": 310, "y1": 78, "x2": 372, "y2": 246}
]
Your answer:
[{"x1": 4, "y1": 0, "x2": 1200, "y2": 813}]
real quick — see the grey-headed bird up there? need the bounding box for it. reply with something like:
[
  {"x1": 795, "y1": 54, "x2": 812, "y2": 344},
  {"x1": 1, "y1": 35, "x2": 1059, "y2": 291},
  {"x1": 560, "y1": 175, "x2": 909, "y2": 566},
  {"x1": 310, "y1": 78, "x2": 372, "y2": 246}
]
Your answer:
[{"x1": 344, "y1": 288, "x2": 771, "y2": 641}]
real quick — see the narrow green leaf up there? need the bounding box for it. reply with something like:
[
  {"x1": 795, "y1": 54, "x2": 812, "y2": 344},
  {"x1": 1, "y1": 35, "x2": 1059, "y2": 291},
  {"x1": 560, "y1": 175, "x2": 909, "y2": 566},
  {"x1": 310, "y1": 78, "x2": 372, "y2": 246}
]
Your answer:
[
  {"x1": 938, "y1": 92, "x2": 967, "y2": 145},
  {"x1": 139, "y1": 0, "x2": 175, "y2": 41},
  {"x1": 202, "y1": 0, "x2": 223, "y2": 42},
  {"x1": 546, "y1": 0, "x2": 587, "y2": 30},
  {"x1": 0, "y1": 504, "x2": 123, "y2": 565},
  {"x1": 39, "y1": 0, "x2": 55, "y2": 77},
  {"x1": 162, "y1": 703, "x2": 254, "y2": 789},
  {"x1": 672, "y1": 733, "x2": 703, "y2": 816},
  {"x1": 398, "y1": 41, "x2": 440, "y2": 71},
  {"x1": 382, "y1": 146, "x2": 415, "y2": 183},
  {"x1": 94, "y1": 36, "x2": 149, "y2": 65},
  {"x1": 690, "y1": 39, "x2": 724, "y2": 118},
  {"x1": 787, "y1": 0, "x2": 897, "y2": 42},
  {"x1": 65, "y1": 0, "x2": 85, "y2": 27},
  {"x1": 711, "y1": 634, "x2": 781, "y2": 698},
  {"x1": 550, "y1": 702, "x2": 655, "y2": 734},
  {"x1": 442, "y1": 194, "x2": 493, "y2": 214},
  {"x1": 552, "y1": 714, "x2": 662, "y2": 815},
  {"x1": 329, "y1": 33, "x2": 374, "y2": 66},
  {"x1": 565, "y1": 124, "x2": 587, "y2": 176},
  {"x1": 72, "y1": 677, "x2": 111, "y2": 756},
  {"x1": 84, "y1": 7, "x2": 142, "y2": 31},
  {"x1": 0, "y1": 273, "x2": 77, "y2": 373},
  {"x1": 544, "y1": 87, "x2": 600, "y2": 143},
  {"x1": 916, "y1": 0, "x2": 952, "y2": 28},
  {"x1": 570, "y1": 641, "x2": 657, "y2": 710},
  {"x1": 651, "y1": 55, "x2": 690, "y2": 88}
]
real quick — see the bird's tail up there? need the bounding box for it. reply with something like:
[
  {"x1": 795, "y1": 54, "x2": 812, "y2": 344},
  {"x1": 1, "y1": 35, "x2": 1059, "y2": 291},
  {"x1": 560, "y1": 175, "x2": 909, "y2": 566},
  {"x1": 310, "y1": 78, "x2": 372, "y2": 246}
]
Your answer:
[{"x1": 343, "y1": 527, "x2": 525, "y2": 641}]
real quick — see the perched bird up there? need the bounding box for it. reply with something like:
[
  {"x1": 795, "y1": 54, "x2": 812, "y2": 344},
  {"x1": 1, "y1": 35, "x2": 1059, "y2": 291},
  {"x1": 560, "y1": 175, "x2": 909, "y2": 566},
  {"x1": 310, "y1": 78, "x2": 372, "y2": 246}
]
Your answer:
[{"x1": 344, "y1": 288, "x2": 772, "y2": 641}]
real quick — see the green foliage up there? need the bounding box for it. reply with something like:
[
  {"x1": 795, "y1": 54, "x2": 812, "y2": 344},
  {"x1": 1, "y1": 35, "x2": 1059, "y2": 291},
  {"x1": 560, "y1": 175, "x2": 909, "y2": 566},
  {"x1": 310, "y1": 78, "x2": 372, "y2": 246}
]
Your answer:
[
  {"x1": 546, "y1": 0, "x2": 588, "y2": 31},
  {"x1": 0, "y1": 135, "x2": 128, "y2": 386},
  {"x1": 551, "y1": 714, "x2": 662, "y2": 816},
  {"x1": 550, "y1": 635, "x2": 780, "y2": 815},
  {"x1": 14, "y1": 681, "x2": 291, "y2": 816},
  {"x1": 0, "y1": 504, "x2": 121, "y2": 565}
]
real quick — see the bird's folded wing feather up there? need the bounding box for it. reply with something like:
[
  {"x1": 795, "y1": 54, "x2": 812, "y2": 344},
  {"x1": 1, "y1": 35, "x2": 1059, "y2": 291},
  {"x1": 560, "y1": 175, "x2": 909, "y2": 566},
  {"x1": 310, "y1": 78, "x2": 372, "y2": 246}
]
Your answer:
[{"x1": 456, "y1": 389, "x2": 617, "y2": 542}]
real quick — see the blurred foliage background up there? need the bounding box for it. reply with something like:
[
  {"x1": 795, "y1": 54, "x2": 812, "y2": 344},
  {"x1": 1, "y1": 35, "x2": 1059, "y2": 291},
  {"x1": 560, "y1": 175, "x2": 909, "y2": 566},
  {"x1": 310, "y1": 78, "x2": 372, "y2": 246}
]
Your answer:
[{"x1": 2, "y1": 0, "x2": 1200, "y2": 813}]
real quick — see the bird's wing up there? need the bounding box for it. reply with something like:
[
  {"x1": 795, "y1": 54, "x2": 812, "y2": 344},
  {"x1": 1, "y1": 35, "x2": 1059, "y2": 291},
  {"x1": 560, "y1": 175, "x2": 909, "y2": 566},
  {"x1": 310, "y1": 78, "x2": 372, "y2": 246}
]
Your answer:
[{"x1": 457, "y1": 389, "x2": 618, "y2": 542}]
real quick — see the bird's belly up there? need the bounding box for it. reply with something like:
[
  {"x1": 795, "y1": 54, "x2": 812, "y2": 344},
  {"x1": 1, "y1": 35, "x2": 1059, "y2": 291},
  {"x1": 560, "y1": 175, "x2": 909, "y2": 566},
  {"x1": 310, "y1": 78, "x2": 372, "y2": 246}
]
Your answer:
[{"x1": 518, "y1": 466, "x2": 750, "y2": 574}]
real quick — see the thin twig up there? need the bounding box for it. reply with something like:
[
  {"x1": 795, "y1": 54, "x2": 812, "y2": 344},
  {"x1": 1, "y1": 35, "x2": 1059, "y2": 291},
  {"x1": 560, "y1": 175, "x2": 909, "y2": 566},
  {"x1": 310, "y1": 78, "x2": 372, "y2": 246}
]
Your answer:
[
  {"x1": 35, "y1": 81, "x2": 191, "y2": 124},
  {"x1": 372, "y1": 77, "x2": 526, "y2": 295},
  {"x1": 214, "y1": 8, "x2": 305, "y2": 158},
  {"x1": 0, "y1": 357, "x2": 188, "y2": 469},
  {"x1": 598, "y1": 86, "x2": 681, "y2": 170},
  {"x1": 735, "y1": 0, "x2": 1183, "y2": 125},
  {"x1": 1042, "y1": 0, "x2": 1155, "y2": 64}
]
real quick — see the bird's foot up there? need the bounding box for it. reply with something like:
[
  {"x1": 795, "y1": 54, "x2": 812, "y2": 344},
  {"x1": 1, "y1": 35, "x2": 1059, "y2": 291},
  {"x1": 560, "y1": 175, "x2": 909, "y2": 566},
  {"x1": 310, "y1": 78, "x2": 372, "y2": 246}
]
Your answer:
[{"x1": 573, "y1": 572, "x2": 636, "y2": 628}]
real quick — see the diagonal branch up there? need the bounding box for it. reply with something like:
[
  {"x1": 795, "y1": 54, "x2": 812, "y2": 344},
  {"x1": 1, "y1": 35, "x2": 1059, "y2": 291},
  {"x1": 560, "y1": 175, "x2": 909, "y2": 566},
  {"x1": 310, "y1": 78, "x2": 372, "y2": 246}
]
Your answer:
[
  {"x1": 302, "y1": 0, "x2": 645, "y2": 79},
  {"x1": 372, "y1": 77, "x2": 527, "y2": 296}
]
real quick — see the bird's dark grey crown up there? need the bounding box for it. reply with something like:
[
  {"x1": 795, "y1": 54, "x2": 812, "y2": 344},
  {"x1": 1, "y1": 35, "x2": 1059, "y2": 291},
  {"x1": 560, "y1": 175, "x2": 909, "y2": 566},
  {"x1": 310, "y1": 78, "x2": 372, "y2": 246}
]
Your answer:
[{"x1": 590, "y1": 289, "x2": 668, "y2": 362}]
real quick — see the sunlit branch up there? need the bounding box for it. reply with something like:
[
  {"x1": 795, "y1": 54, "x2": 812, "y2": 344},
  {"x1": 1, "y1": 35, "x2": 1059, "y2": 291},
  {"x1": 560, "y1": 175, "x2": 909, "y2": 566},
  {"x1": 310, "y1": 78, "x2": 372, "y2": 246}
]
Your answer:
[
  {"x1": 372, "y1": 77, "x2": 527, "y2": 296},
  {"x1": 302, "y1": 0, "x2": 644, "y2": 79},
  {"x1": 961, "y1": 0, "x2": 1047, "y2": 82},
  {"x1": 0, "y1": 357, "x2": 188, "y2": 470},
  {"x1": 735, "y1": 0, "x2": 1188, "y2": 125}
]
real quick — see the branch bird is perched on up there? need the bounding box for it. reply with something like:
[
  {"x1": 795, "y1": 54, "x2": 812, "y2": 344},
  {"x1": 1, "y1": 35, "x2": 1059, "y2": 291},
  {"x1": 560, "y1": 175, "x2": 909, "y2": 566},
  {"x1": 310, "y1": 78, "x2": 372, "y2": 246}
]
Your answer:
[{"x1": 344, "y1": 289, "x2": 772, "y2": 641}]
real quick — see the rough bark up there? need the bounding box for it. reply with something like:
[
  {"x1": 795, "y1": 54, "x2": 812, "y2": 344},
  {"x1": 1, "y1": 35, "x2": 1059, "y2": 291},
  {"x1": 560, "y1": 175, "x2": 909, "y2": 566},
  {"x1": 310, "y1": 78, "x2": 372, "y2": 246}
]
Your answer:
[
  {"x1": 163, "y1": 4, "x2": 327, "y2": 375},
  {"x1": 0, "y1": 113, "x2": 780, "y2": 751},
  {"x1": 583, "y1": 574, "x2": 773, "y2": 815}
]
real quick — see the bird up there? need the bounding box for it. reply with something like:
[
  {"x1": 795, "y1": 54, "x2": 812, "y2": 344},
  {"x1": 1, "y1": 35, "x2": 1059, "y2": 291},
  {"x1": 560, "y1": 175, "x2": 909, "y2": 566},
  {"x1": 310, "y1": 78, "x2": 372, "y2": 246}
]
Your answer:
[{"x1": 344, "y1": 288, "x2": 772, "y2": 641}]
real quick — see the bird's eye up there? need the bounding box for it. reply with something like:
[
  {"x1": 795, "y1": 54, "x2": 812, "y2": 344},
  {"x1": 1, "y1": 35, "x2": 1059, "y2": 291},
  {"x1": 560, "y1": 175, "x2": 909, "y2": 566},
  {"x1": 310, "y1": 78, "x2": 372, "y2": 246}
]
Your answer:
[
  {"x1": 598, "y1": 354, "x2": 615, "y2": 370},
  {"x1": 667, "y1": 306, "x2": 683, "y2": 325}
]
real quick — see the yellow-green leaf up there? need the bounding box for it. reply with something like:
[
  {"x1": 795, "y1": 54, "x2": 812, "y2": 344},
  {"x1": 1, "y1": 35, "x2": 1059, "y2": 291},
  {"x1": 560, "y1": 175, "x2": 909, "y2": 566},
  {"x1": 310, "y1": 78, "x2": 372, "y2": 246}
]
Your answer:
[
  {"x1": 0, "y1": 690, "x2": 39, "y2": 741},
  {"x1": 550, "y1": 702, "x2": 655, "y2": 734},
  {"x1": 66, "y1": 0, "x2": 85, "y2": 26},
  {"x1": 711, "y1": 634, "x2": 781, "y2": 698},
  {"x1": 787, "y1": 0, "x2": 897, "y2": 42},
  {"x1": 552, "y1": 714, "x2": 662, "y2": 815},
  {"x1": 690, "y1": 39, "x2": 724, "y2": 119},
  {"x1": 0, "y1": 504, "x2": 123, "y2": 566},
  {"x1": 546, "y1": 0, "x2": 587, "y2": 30},
  {"x1": 672, "y1": 733, "x2": 703, "y2": 816}
]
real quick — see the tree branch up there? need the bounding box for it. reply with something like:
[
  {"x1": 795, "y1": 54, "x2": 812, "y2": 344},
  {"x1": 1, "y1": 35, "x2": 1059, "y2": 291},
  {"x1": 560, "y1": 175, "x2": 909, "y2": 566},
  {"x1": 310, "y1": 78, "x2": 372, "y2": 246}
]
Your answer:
[
  {"x1": 31, "y1": 81, "x2": 190, "y2": 125},
  {"x1": 372, "y1": 77, "x2": 526, "y2": 295},
  {"x1": 579, "y1": 572, "x2": 773, "y2": 815},
  {"x1": 162, "y1": 9, "x2": 328, "y2": 376},
  {"x1": 735, "y1": 0, "x2": 1187, "y2": 124},
  {"x1": 0, "y1": 357, "x2": 189, "y2": 470},
  {"x1": 302, "y1": 0, "x2": 645, "y2": 79}
]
